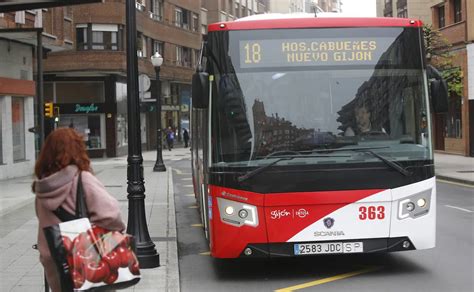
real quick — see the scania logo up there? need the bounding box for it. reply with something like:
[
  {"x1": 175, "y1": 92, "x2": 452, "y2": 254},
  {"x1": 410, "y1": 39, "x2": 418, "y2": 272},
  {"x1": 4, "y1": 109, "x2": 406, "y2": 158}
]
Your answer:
[
  {"x1": 323, "y1": 217, "x2": 335, "y2": 229},
  {"x1": 314, "y1": 231, "x2": 345, "y2": 237}
]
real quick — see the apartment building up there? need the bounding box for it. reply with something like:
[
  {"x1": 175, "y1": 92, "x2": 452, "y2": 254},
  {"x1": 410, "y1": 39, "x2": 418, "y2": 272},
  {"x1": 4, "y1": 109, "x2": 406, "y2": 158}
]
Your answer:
[
  {"x1": 312, "y1": 0, "x2": 342, "y2": 12},
  {"x1": 42, "y1": 0, "x2": 202, "y2": 158},
  {"x1": 266, "y1": 0, "x2": 305, "y2": 13},
  {"x1": 0, "y1": 8, "x2": 71, "y2": 179},
  {"x1": 203, "y1": 0, "x2": 265, "y2": 24},
  {"x1": 377, "y1": 0, "x2": 473, "y2": 156}
]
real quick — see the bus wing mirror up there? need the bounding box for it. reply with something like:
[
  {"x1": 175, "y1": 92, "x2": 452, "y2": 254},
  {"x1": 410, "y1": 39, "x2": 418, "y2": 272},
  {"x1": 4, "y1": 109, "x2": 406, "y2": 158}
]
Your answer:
[
  {"x1": 430, "y1": 79, "x2": 448, "y2": 113},
  {"x1": 192, "y1": 72, "x2": 209, "y2": 109}
]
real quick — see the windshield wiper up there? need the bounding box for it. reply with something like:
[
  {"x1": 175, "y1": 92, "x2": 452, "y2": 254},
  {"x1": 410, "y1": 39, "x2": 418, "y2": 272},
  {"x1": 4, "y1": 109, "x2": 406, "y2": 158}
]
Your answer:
[
  {"x1": 307, "y1": 146, "x2": 411, "y2": 177},
  {"x1": 359, "y1": 150, "x2": 412, "y2": 177},
  {"x1": 237, "y1": 154, "x2": 350, "y2": 182}
]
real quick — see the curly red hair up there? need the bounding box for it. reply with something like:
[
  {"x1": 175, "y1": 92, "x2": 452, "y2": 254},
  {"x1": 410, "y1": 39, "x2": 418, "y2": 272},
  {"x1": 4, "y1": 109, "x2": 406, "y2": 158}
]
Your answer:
[{"x1": 34, "y1": 128, "x2": 92, "y2": 179}]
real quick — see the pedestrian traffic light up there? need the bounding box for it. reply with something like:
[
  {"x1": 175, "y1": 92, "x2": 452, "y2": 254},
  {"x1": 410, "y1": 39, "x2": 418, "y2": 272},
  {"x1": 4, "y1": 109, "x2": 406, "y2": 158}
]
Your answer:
[{"x1": 44, "y1": 102, "x2": 53, "y2": 118}]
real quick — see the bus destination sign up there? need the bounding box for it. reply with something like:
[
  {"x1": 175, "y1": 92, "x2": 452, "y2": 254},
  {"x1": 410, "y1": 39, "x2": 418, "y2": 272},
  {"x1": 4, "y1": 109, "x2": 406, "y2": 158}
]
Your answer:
[{"x1": 239, "y1": 37, "x2": 394, "y2": 68}]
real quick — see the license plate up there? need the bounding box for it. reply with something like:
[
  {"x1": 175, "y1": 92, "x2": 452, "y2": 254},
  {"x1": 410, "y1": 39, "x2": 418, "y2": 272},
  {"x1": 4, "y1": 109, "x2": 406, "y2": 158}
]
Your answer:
[{"x1": 294, "y1": 242, "x2": 363, "y2": 255}]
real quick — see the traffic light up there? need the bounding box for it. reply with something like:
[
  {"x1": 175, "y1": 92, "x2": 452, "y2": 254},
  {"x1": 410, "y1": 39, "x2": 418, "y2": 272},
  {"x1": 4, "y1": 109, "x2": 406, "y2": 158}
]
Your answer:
[{"x1": 44, "y1": 102, "x2": 53, "y2": 118}]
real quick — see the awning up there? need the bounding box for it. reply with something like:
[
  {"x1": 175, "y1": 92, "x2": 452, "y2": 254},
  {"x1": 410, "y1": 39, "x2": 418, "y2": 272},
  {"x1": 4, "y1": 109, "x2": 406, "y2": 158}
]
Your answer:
[{"x1": 0, "y1": 28, "x2": 66, "y2": 53}]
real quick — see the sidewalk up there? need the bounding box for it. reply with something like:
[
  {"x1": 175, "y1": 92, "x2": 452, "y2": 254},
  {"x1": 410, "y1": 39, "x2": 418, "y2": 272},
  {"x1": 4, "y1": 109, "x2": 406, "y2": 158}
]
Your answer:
[
  {"x1": 0, "y1": 147, "x2": 191, "y2": 291},
  {"x1": 434, "y1": 152, "x2": 474, "y2": 186}
]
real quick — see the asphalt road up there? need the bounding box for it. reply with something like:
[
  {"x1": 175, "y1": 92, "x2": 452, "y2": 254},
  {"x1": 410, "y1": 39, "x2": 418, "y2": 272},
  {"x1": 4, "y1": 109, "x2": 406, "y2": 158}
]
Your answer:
[{"x1": 171, "y1": 158, "x2": 474, "y2": 292}]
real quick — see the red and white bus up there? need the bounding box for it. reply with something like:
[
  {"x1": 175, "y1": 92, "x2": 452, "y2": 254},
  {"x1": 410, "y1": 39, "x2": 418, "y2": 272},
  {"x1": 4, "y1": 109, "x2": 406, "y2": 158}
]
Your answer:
[{"x1": 190, "y1": 14, "x2": 448, "y2": 258}]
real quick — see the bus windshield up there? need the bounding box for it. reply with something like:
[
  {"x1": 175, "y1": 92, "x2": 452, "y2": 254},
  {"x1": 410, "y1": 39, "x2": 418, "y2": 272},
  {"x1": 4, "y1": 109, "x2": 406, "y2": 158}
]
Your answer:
[{"x1": 208, "y1": 27, "x2": 432, "y2": 167}]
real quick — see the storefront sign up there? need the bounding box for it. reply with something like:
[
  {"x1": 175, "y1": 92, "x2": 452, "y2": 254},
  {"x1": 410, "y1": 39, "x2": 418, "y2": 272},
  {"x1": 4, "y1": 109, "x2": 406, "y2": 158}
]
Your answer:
[
  {"x1": 57, "y1": 103, "x2": 105, "y2": 114},
  {"x1": 75, "y1": 103, "x2": 99, "y2": 113}
]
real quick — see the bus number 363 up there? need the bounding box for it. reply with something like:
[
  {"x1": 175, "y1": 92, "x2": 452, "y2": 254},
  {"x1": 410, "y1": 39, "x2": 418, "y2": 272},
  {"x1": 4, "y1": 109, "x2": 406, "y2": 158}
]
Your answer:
[{"x1": 359, "y1": 206, "x2": 385, "y2": 220}]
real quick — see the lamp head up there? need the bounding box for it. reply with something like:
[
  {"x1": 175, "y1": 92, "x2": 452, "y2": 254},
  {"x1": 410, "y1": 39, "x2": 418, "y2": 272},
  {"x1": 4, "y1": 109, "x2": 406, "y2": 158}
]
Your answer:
[{"x1": 151, "y1": 52, "x2": 163, "y2": 67}]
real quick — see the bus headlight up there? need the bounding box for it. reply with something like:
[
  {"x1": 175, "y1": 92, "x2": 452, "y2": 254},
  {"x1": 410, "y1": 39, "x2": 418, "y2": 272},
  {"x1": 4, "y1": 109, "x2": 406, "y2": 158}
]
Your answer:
[
  {"x1": 217, "y1": 197, "x2": 259, "y2": 227},
  {"x1": 417, "y1": 198, "x2": 427, "y2": 208},
  {"x1": 398, "y1": 189, "x2": 432, "y2": 220},
  {"x1": 225, "y1": 206, "x2": 234, "y2": 215}
]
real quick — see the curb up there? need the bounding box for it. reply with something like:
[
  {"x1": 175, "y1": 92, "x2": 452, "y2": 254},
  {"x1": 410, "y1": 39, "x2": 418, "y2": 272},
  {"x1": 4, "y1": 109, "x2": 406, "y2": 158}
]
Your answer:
[
  {"x1": 166, "y1": 168, "x2": 180, "y2": 292},
  {"x1": 436, "y1": 175, "x2": 474, "y2": 187}
]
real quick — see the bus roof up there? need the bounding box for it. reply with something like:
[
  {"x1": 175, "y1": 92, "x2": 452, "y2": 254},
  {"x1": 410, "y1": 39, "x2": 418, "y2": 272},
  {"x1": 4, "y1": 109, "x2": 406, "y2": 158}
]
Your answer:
[{"x1": 208, "y1": 14, "x2": 422, "y2": 32}]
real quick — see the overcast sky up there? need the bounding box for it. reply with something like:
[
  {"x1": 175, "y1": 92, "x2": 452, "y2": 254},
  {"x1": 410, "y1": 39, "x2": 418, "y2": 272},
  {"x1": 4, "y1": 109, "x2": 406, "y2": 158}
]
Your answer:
[{"x1": 341, "y1": 0, "x2": 377, "y2": 17}]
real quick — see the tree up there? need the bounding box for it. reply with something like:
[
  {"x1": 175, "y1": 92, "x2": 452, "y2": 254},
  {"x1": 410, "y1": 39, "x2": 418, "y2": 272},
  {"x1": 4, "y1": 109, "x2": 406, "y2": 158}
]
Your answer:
[{"x1": 423, "y1": 25, "x2": 463, "y2": 97}]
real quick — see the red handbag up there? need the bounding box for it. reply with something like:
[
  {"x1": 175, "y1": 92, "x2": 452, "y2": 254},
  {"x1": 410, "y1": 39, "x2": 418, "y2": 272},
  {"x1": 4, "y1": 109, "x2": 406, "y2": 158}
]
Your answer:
[{"x1": 43, "y1": 172, "x2": 140, "y2": 291}]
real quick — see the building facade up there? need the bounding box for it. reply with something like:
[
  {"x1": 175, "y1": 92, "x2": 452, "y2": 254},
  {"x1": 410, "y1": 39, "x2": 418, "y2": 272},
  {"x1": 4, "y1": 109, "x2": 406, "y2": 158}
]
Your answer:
[
  {"x1": 43, "y1": 0, "x2": 202, "y2": 158},
  {"x1": 376, "y1": 0, "x2": 473, "y2": 156},
  {"x1": 312, "y1": 0, "x2": 342, "y2": 12},
  {"x1": 266, "y1": 0, "x2": 305, "y2": 13},
  {"x1": 0, "y1": 9, "x2": 71, "y2": 180},
  {"x1": 202, "y1": 0, "x2": 264, "y2": 24}
]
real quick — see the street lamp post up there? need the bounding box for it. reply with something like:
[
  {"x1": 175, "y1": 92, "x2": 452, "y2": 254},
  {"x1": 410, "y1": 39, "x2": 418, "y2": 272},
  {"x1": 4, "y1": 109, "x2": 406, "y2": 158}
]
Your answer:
[
  {"x1": 151, "y1": 52, "x2": 166, "y2": 172},
  {"x1": 125, "y1": 0, "x2": 159, "y2": 268}
]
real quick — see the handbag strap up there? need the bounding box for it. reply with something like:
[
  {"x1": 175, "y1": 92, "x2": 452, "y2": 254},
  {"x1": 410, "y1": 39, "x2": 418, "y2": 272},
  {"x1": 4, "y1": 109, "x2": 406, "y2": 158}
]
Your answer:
[
  {"x1": 75, "y1": 171, "x2": 89, "y2": 218},
  {"x1": 52, "y1": 171, "x2": 89, "y2": 222}
]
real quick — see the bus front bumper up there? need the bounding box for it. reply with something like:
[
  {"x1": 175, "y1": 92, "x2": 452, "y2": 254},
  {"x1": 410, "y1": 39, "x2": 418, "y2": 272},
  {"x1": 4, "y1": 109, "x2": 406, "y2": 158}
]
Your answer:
[{"x1": 237, "y1": 237, "x2": 416, "y2": 258}]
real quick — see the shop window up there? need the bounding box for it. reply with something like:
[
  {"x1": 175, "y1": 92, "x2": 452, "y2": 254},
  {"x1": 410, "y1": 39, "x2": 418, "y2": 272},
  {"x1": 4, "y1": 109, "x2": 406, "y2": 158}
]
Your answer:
[
  {"x1": 453, "y1": 0, "x2": 462, "y2": 23},
  {"x1": 59, "y1": 115, "x2": 104, "y2": 149},
  {"x1": 171, "y1": 83, "x2": 179, "y2": 105},
  {"x1": 117, "y1": 114, "x2": 128, "y2": 147},
  {"x1": 11, "y1": 98, "x2": 25, "y2": 162},
  {"x1": 438, "y1": 5, "x2": 445, "y2": 28},
  {"x1": 56, "y1": 82, "x2": 105, "y2": 103}
]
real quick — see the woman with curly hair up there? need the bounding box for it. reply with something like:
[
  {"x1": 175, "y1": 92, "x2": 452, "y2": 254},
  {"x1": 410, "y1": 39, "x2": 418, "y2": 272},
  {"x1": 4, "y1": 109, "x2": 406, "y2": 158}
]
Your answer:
[{"x1": 32, "y1": 128, "x2": 125, "y2": 292}]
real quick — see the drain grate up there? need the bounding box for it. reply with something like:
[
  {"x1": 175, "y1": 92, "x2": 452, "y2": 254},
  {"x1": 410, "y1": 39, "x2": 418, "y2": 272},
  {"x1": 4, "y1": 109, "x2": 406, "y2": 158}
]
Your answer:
[
  {"x1": 105, "y1": 185, "x2": 123, "y2": 188},
  {"x1": 456, "y1": 170, "x2": 474, "y2": 173}
]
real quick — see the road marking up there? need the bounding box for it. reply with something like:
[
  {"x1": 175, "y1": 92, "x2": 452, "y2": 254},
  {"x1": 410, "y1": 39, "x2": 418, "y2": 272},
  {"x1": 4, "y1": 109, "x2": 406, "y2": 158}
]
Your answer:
[
  {"x1": 274, "y1": 267, "x2": 380, "y2": 292},
  {"x1": 185, "y1": 194, "x2": 195, "y2": 197},
  {"x1": 181, "y1": 178, "x2": 192, "y2": 181},
  {"x1": 199, "y1": 251, "x2": 211, "y2": 256},
  {"x1": 172, "y1": 168, "x2": 182, "y2": 174},
  {"x1": 437, "y1": 179, "x2": 474, "y2": 188},
  {"x1": 188, "y1": 205, "x2": 198, "y2": 209},
  {"x1": 183, "y1": 184, "x2": 194, "y2": 187},
  {"x1": 191, "y1": 224, "x2": 203, "y2": 227},
  {"x1": 445, "y1": 205, "x2": 473, "y2": 213}
]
